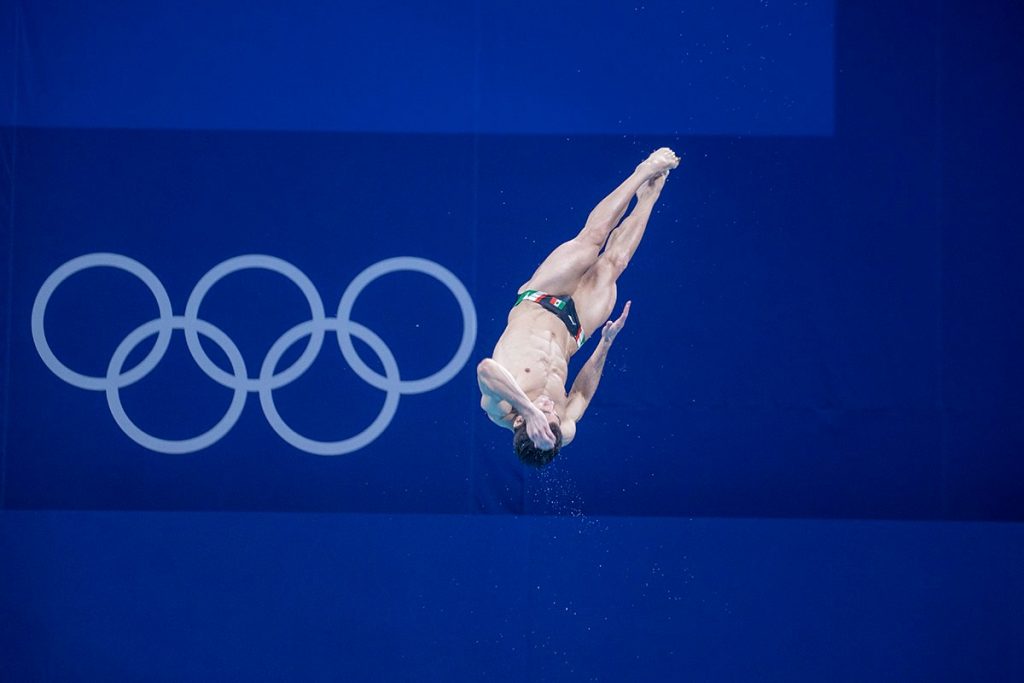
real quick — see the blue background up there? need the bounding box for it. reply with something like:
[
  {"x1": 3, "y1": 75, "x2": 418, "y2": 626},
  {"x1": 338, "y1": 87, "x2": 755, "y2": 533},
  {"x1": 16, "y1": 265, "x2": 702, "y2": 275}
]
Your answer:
[{"x1": 2, "y1": 0, "x2": 1023, "y2": 680}]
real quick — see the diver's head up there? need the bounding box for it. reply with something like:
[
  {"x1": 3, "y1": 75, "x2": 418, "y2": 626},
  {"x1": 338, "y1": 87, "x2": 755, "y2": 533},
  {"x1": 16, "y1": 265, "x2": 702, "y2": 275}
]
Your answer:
[{"x1": 511, "y1": 396, "x2": 563, "y2": 467}]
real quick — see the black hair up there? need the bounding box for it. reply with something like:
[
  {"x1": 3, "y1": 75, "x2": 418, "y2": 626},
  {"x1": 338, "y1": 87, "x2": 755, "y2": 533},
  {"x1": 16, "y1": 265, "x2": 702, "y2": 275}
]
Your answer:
[{"x1": 512, "y1": 421, "x2": 562, "y2": 467}]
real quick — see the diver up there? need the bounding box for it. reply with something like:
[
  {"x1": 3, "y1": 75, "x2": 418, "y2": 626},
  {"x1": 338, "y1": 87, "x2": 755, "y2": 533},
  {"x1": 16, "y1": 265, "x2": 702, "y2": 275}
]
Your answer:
[{"x1": 477, "y1": 147, "x2": 679, "y2": 466}]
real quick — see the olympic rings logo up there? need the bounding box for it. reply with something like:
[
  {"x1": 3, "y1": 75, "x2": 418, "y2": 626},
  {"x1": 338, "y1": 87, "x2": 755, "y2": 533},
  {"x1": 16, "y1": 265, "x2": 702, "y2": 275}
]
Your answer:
[{"x1": 31, "y1": 253, "x2": 477, "y2": 455}]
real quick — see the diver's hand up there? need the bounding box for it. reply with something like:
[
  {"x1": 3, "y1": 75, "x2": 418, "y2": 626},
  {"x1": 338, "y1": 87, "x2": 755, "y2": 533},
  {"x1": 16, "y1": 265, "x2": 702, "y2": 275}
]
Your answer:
[
  {"x1": 525, "y1": 408, "x2": 557, "y2": 450},
  {"x1": 601, "y1": 300, "x2": 631, "y2": 344}
]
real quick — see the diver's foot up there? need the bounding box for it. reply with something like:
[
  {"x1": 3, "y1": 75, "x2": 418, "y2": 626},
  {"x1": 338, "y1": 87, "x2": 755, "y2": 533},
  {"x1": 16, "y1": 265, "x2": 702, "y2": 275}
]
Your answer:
[{"x1": 638, "y1": 147, "x2": 680, "y2": 177}]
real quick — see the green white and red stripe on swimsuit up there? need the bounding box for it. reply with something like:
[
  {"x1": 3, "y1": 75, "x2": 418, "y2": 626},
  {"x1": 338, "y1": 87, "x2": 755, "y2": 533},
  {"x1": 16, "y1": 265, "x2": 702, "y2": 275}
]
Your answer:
[{"x1": 515, "y1": 290, "x2": 568, "y2": 309}]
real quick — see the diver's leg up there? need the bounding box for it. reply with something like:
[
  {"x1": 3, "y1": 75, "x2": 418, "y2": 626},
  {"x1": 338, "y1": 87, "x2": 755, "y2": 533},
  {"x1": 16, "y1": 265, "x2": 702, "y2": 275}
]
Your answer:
[
  {"x1": 572, "y1": 172, "x2": 666, "y2": 335},
  {"x1": 520, "y1": 148, "x2": 678, "y2": 295},
  {"x1": 600, "y1": 172, "x2": 664, "y2": 271}
]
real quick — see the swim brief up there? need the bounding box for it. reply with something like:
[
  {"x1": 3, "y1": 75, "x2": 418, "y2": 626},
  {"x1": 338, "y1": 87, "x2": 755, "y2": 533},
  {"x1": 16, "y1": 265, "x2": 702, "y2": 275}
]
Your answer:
[{"x1": 513, "y1": 290, "x2": 586, "y2": 348}]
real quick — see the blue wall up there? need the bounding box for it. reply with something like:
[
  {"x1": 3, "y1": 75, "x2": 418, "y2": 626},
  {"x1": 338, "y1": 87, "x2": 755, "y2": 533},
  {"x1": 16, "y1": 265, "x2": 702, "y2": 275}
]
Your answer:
[{"x1": 2, "y1": 1, "x2": 1023, "y2": 680}]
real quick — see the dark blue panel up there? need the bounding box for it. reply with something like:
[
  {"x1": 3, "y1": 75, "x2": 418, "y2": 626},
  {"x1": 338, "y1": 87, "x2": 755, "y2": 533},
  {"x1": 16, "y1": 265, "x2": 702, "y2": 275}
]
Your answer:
[
  {"x1": 2, "y1": 512, "x2": 1022, "y2": 681},
  {"x1": 4, "y1": 129, "x2": 950, "y2": 518},
  {"x1": 7, "y1": 0, "x2": 834, "y2": 135}
]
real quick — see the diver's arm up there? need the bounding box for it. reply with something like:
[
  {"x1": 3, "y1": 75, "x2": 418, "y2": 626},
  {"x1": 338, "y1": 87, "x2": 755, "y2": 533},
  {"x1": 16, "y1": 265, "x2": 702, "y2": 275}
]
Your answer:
[
  {"x1": 477, "y1": 359, "x2": 557, "y2": 448},
  {"x1": 480, "y1": 394, "x2": 514, "y2": 429},
  {"x1": 477, "y1": 359, "x2": 535, "y2": 415},
  {"x1": 565, "y1": 301, "x2": 630, "y2": 423}
]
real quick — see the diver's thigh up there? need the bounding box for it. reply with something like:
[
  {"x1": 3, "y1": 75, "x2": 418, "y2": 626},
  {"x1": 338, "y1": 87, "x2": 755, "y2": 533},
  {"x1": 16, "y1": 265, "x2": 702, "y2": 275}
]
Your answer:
[
  {"x1": 521, "y1": 237, "x2": 601, "y2": 294},
  {"x1": 572, "y1": 261, "x2": 618, "y2": 335}
]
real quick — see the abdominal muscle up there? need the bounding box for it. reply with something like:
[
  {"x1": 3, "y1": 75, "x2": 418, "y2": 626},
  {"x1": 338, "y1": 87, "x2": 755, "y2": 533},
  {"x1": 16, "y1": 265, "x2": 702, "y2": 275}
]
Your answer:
[{"x1": 491, "y1": 305, "x2": 576, "y2": 410}]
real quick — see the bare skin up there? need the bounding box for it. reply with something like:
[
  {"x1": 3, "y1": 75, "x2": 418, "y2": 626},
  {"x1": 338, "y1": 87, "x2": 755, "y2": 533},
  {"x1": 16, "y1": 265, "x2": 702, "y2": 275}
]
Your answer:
[{"x1": 477, "y1": 147, "x2": 679, "y2": 451}]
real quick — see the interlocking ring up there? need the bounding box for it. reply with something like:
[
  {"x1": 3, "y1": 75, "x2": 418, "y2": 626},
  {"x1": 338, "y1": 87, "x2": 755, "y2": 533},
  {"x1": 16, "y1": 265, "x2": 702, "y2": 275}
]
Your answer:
[{"x1": 32, "y1": 253, "x2": 477, "y2": 455}]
